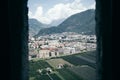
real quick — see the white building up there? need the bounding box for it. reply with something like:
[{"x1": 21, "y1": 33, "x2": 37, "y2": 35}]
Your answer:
[
  {"x1": 37, "y1": 48, "x2": 59, "y2": 59},
  {"x1": 58, "y1": 47, "x2": 75, "y2": 55}
]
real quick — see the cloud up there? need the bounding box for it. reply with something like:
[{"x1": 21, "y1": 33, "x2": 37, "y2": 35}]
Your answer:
[
  {"x1": 65, "y1": 0, "x2": 69, "y2": 1},
  {"x1": 29, "y1": 0, "x2": 95, "y2": 24},
  {"x1": 34, "y1": 6, "x2": 43, "y2": 18},
  {"x1": 89, "y1": 2, "x2": 96, "y2": 9},
  {"x1": 28, "y1": 11, "x2": 33, "y2": 18}
]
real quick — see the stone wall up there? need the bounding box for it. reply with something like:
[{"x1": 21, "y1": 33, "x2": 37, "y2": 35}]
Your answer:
[
  {"x1": 8, "y1": 0, "x2": 112, "y2": 80},
  {"x1": 95, "y1": 0, "x2": 112, "y2": 80},
  {"x1": 9, "y1": 0, "x2": 28, "y2": 80}
]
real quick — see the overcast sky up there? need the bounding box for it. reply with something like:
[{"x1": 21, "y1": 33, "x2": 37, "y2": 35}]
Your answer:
[{"x1": 28, "y1": 0, "x2": 95, "y2": 24}]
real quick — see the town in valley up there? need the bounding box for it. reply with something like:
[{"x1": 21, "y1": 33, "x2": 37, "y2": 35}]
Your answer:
[
  {"x1": 29, "y1": 32, "x2": 96, "y2": 59},
  {"x1": 29, "y1": 32, "x2": 96, "y2": 80}
]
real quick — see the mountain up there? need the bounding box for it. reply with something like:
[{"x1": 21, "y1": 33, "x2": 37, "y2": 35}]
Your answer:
[
  {"x1": 35, "y1": 9, "x2": 95, "y2": 37},
  {"x1": 50, "y1": 18, "x2": 66, "y2": 26},
  {"x1": 29, "y1": 19, "x2": 49, "y2": 37}
]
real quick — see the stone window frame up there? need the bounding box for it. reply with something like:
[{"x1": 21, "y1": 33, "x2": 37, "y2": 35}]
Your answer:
[{"x1": 9, "y1": 0, "x2": 112, "y2": 80}]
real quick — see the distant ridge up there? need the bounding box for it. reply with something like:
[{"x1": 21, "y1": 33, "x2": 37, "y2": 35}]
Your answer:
[
  {"x1": 29, "y1": 18, "x2": 49, "y2": 37},
  {"x1": 34, "y1": 9, "x2": 95, "y2": 37}
]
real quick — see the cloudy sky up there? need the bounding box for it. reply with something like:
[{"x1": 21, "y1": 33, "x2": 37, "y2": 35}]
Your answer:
[{"x1": 28, "y1": 0, "x2": 95, "y2": 24}]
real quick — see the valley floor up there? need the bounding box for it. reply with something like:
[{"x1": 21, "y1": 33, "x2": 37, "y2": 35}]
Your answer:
[{"x1": 29, "y1": 50, "x2": 96, "y2": 80}]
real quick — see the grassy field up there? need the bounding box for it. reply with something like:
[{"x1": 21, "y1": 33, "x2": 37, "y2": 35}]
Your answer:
[
  {"x1": 29, "y1": 59, "x2": 52, "y2": 78},
  {"x1": 46, "y1": 58, "x2": 73, "y2": 69},
  {"x1": 61, "y1": 55, "x2": 84, "y2": 65},
  {"x1": 57, "y1": 68, "x2": 83, "y2": 80},
  {"x1": 68, "y1": 65, "x2": 96, "y2": 80},
  {"x1": 29, "y1": 59, "x2": 85, "y2": 80},
  {"x1": 77, "y1": 50, "x2": 96, "y2": 61},
  {"x1": 60, "y1": 50, "x2": 96, "y2": 68},
  {"x1": 29, "y1": 50, "x2": 96, "y2": 80},
  {"x1": 50, "y1": 74, "x2": 62, "y2": 80}
]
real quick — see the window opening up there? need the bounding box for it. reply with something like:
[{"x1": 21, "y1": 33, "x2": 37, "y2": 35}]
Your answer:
[{"x1": 28, "y1": 0, "x2": 97, "y2": 80}]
